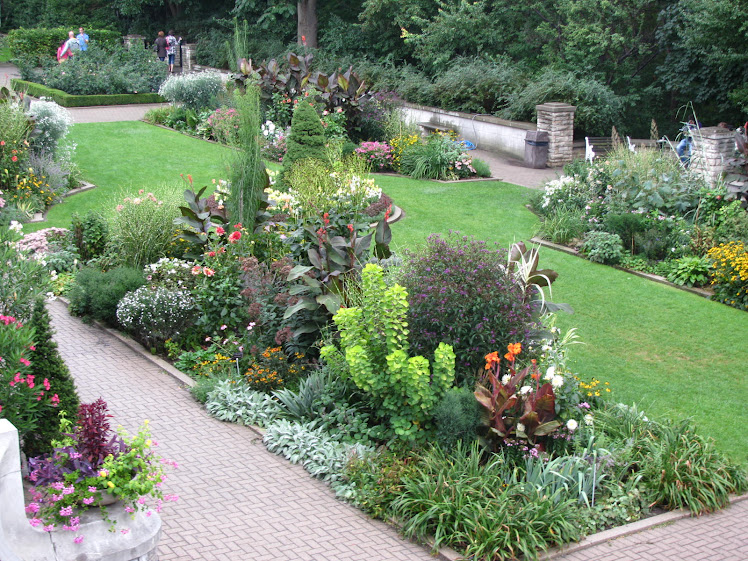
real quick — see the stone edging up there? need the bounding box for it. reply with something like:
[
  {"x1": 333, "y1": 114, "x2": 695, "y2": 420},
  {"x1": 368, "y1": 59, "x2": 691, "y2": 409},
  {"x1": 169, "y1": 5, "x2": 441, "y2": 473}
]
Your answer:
[
  {"x1": 375, "y1": 172, "x2": 501, "y2": 184},
  {"x1": 27, "y1": 181, "x2": 97, "y2": 224},
  {"x1": 51, "y1": 298, "x2": 748, "y2": 561}
]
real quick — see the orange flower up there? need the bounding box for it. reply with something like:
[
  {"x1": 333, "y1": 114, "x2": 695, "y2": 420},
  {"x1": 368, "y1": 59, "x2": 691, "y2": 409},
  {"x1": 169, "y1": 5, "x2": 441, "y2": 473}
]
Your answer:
[
  {"x1": 508, "y1": 343, "x2": 522, "y2": 355},
  {"x1": 484, "y1": 351, "x2": 500, "y2": 370}
]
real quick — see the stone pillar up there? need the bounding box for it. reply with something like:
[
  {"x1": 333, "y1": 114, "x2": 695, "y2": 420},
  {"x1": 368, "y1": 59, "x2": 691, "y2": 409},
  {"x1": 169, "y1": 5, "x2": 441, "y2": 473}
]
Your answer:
[
  {"x1": 690, "y1": 126, "x2": 736, "y2": 185},
  {"x1": 536, "y1": 102, "x2": 576, "y2": 168},
  {"x1": 124, "y1": 35, "x2": 146, "y2": 50},
  {"x1": 179, "y1": 43, "x2": 198, "y2": 73}
]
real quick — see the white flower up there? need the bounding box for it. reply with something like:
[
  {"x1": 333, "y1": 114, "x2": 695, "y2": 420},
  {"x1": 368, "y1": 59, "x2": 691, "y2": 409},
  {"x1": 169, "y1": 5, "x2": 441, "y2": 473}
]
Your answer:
[
  {"x1": 9, "y1": 221, "x2": 23, "y2": 233},
  {"x1": 501, "y1": 374, "x2": 511, "y2": 385},
  {"x1": 516, "y1": 422, "x2": 526, "y2": 433},
  {"x1": 566, "y1": 419, "x2": 578, "y2": 431},
  {"x1": 584, "y1": 414, "x2": 594, "y2": 426},
  {"x1": 520, "y1": 386, "x2": 532, "y2": 395},
  {"x1": 551, "y1": 375, "x2": 564, "y2": 389},
  {"x1": 544, "y1": 366, "x2": 556, "y2": 381}
]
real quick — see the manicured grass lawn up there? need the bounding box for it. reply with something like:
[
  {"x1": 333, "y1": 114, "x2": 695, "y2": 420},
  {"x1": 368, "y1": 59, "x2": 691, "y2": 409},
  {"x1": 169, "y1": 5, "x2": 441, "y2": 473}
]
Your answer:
[
  {"x1": 0, "y1": 46, "x2": 11, "y2": 63},
  {"x1": 37, "y1": 122, "x2": 748, "y2": 462},
  {"x1": 27, "y1": 121, "x2": 230, "y2": 232}
]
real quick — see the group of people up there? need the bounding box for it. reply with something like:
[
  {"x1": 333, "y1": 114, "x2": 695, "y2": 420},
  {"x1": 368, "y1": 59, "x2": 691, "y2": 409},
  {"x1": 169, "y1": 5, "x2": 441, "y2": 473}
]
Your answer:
[
  {"x1": 56, "y1": 27, "x2": 89, "y2": 62},
  {"x1": 154, "y1": 30, "x2": 181, "y2": 73}
]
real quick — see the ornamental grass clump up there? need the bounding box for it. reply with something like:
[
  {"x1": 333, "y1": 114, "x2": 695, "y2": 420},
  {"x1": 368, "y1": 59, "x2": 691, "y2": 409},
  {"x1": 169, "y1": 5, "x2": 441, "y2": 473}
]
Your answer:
[{"x1": 400, "y1": 233, "x2": 535, "y2": 387}]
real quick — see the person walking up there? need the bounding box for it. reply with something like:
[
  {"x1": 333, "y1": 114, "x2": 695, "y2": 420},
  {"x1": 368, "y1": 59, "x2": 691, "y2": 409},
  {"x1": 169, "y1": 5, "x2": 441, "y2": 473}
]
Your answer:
[
  {"x1": 165, "y1": 30, "x2": 180, "y2": 73},
  {"x1": 76, "y1": 27, "x2": 89, "y2": 51},
  {"x1": 58, "y1": 31, "x2": 79, "y2": 61},
  {"x1": 154, "y1": 31, "x2": 168, "y2": 62}
]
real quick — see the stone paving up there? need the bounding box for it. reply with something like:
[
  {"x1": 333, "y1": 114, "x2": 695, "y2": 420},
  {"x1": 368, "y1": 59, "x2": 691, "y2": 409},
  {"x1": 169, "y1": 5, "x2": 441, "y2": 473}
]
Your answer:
[{"x1": 48, "y1": 300, "x2": 437, "y2": 561}]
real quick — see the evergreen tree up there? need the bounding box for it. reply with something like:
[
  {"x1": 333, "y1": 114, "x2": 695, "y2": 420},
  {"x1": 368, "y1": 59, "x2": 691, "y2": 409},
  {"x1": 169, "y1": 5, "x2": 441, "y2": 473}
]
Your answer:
[
  {"x1": 282, "y1": 100, "x2": 327, "y2": 175},
  {"x1": 23, "y1": 299, "x2": 80, "y2": 457}
]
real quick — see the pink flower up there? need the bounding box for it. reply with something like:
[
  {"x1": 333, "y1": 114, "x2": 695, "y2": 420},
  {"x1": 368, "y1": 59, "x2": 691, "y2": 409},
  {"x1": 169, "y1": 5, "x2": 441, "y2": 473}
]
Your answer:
[
  {"x1": 74, "y1": 535, "x2": 84, "y2": 544},
  {"x1": 215, "y1": 226, "x2": 226, "y2": 235},
  {"x1": 43, "y1": 525, "x2": 54, "y2": 532},
  {"x1": 203, "y1": 268, "x2": 215, "y2": 277},
  {"x1": 191, "y1": 265, "x2": 202, "y2": 275},
  {"x1": 50, "y1": 394, "x2": 60, "y2": 406},
  {"x1": 82, "y1": 497, "x2": 95, "y2": 505},
  {"x1": 29, "y1": 518, "x2": 42, "y2": 527},
  {"x1": 43, "y1": 378, "x2": 51, "y2": 390},
  {"x1": 59, "y1": 506, "x2": 73, "y2": 516},
  {"x1": 88, "y1": 486, "x2": 98, "y2": 493},
  {"x1": 25, "y1": 503, "x2": 40, "y2": 513},
  {"x1": 228, "y1": 231, "x2": 241, "y2": 243},
  {"x1": 124, "y1": 506, "x2": 135, "y2": 513},
  {"x1": 120, "y1": 528, "x2": 130, "y2": 535},
  {"x1": 20, "y1": 357, "x2": 30, "y2": 366}
]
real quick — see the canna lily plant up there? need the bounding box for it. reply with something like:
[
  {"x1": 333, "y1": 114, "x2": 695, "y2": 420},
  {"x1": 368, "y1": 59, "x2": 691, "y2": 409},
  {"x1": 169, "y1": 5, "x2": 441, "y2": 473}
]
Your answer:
[{"x1": 474, "y1": 343, "x2": 561, "y2": 450}]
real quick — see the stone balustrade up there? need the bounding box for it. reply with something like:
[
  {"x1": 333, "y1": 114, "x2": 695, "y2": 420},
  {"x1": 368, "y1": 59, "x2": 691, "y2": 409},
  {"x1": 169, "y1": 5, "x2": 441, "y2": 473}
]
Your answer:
[{"x1": 536, "y1": 102, "x2": 576, "y2": 168}]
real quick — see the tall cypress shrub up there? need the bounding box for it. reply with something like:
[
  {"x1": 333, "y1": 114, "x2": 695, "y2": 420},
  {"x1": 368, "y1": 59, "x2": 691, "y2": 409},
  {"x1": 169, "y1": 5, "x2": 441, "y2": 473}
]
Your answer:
[
  {"x1": 227, "y1": 86, "x2": 268, "y2": 227},
  {"x1": 282, "y1": 100, "x2": 326, "y2": 175},
  {"x1": 23, "y1": 299, "x2": 80, "y2": 457}
]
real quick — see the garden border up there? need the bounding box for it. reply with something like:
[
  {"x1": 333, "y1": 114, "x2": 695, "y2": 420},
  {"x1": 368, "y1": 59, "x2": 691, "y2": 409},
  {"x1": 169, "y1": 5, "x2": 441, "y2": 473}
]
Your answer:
[
  {"x1": 11, "y1": 79, "x2": 164, "y2": 107},
  {"x1": 27, "y1": 181, "x2": 97, "y2": 224},
  {"x1": 51, "y1": 297, "x2": 747, "y2": 561},
  {"x1": 529, "y1": 236, "x2": 714, "y2": 300}
]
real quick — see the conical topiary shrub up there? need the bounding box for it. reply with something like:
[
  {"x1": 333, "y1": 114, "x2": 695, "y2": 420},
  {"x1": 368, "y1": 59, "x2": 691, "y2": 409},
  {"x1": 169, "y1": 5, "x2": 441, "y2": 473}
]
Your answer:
[
  {"x1": 282, "y1": 100, "x2": 326, "y2": 176},
  {"x1": 22, "y1": 299, "x2": 80, "y2": 457}
]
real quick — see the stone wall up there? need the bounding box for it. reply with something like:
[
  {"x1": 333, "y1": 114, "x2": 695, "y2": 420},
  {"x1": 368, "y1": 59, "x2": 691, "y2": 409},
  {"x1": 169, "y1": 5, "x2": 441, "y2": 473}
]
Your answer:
[
  {"x1": 179, "y1": 43, "x2": 198, "y2": 73},
  {"x1": 0, "y1": 420, "x2": 162, "y2": 561},
  {"x1": 690, "y1": 126, "x2": 736, "y2": 185},
  {"x1": 400, "y1": 103, "x2": 535, "y2": 159},
  {"x1": 536, "y1": 102, "x2": 576, "y2": 167}
]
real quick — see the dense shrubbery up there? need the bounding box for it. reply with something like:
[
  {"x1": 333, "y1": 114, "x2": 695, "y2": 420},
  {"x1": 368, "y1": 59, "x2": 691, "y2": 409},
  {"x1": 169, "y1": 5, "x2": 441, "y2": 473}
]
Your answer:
[
  {"x1": 6, "y1": 28, "x2": 121, "y2": 64},
  {"x1": 400, "y1": 233, "x2": 535, "y2": 387},
  {"x1": 19, "y1": 44, "x2": 164, "y2": 95}
]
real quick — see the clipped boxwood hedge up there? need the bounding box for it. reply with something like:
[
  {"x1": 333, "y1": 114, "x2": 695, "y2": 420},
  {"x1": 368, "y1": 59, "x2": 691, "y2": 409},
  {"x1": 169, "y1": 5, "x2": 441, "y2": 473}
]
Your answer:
[
  {"x1": 6, "y1": 27, "x2": 122, "y2": 64},
  {"x1": 11, "y1": 79, "x2": 164, "y2": 107}
]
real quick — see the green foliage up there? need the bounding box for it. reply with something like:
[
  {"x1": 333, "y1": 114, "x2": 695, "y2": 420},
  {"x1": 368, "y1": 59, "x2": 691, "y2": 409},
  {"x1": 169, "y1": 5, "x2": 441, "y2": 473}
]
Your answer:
[
  {"x1": 204, "y1": 379, "x2": 284, "y2": 423},
  {"x1": 110, "y1": 188, "x2": 183, "y2": 269},
  {"x1": 20, "y1": 44, "x2": 164, "y2": 96},
  {"x1": 27, "y1": 99, "x2": 72, "y2": 157},
  {"x1": 432, "y1": 57, "x2": 521, "y2": 114},
  {"x1": 471, "y1": 158, "x2": 491, "y2": 178},
  {"x1": 344, "y1": 450, "x2": 418, "y2": 518},
  {"x1": 321, "y1": 264, "x2": 456, "y2": 441},
  {"x1": 0, "y1": 223, "x2": 49, "y2": 321},
  {"x1": 399, "y1": 134, "x2": 461, "y2": 180},
  {"x1": 22, "y1": 299, "x2": 80, "y2": 458},
  {"x1": 67, "y1": 266, "x2": 145, "y2": 326},
  {"x1": 535, "y1": 207, "x2": 589, "y2": 245},
  {"x1": 665, "y1": 255, "x2": 711, "y2": 287},
  {"x1": 282, "y1": 100, "x2": 327, "y2": 174},
  {"x1": 432, "y1": 387, "x2": 481, "y2": 451},
  {"x1": 6, "y1": 28, "x2": 121, "y2": 64},
  {"x1": 11, "y1": 80, "x2": 164, "y2": 107},
  {"x1": 174, "y1": 185, "x2": 228, "y2": 257},
  {"x1": 581, "y1": 231, "x2": 625, "y2": 265},
  {"x1": 143, "y1": 106, "x2": 172, "y2": 126},
  {"x1": 158, "y1": 72, "x2": 225, "y2": 112},
  {"x1": 226, "y1": 87, "x2": 269, "y2": 227},
  {"x1": 70, "y1": 211, "x2": 108, "y2": 263},
  {"x1": 391, "y1": 442, "x2": 585, "y2": 560}
]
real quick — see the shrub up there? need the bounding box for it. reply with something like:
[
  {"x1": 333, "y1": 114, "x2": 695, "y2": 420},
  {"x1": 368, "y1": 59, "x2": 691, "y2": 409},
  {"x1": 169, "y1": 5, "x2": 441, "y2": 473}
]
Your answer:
[
  {"x1": 158, "y1": 71, "x2": 224, "y2": 111},
  {"x1": 24, "y1": 44, "x2": 165, "y2": 96},
  {"x1": 354, "y1": 141, "x2": 393, "y2": 171},
  {"x1": 260, "y1": 120, "x2": 288, "y2": 163},
  {"x1": 536, "y1": 175, "x2": 594, "y2": 216},
  {"x1": 70, "y1": 211, "x2": 109, "y2": 263},
  {"x1": 117, "y1": 286, "x2": 197, "y2": 350},
  {"x1": 471, "y1": 158, "x2": 491, "y2": 177},
  {"x1": 144, "y1": 257, "x2": 196, "y2": 290},
  {"x1": 10, "y1": 80, "x2": 164, "y2": 107},
  {"x1": 399, "y1": 134, "x2": 457, "y2": 180},
  {"x1": 345, "y1": 450, "x2": 418, "y2": 518},
  {"x1": 110, "y1": 188, "x2": 182, "y2": 269},
  {"x1": 6, "y1": 28, "x2": 121, "y2": 64},
  {"x1": 0, "y1": 101, "x2": 33, "y2": 192},
  {"x1": 243, "y1": 346, "x2": 308, "y2": 393},
  {"x1": 432, "y1": 387, "x2": 481, "y2": 451},
  {"x1": 21, "y1": 299, "x2": 80, "y2": 458},
  {"x1": 143, "y1": 106, "x2": 173, "y2": 125},
  {"x1": 432, "y1": 56, "x2": 520, "y2": 114},
  {"x1": 580, "y1": 231, "x2": 625, "y2": 265},
  {"x1": 536, "y1": 207, "x2": 589, "y2": 245},
  {"x1": 27, "y1": 99, "x2": 72, "y2": 157},
  {"x1": 282, "y1": 100, "x2": 327, "y2": 175},
  {"x1": 28, "y1": 151, "x2": 71, "y2": 203},
  {"x1": 400, "y1": 233, "x2": 534, "y2": 387},
  {"x1": 707, "y1": 241, "x2": 748, "y2": 310},
  {"x1": 205, "y1": 107, "x2": 240, "y2": 145},
  {"x1": 0, "y1": 222, "x2": 49, "y2": 321},
  {"x1": 67, "y1": 266, "x2": 145, "y2": 326}
]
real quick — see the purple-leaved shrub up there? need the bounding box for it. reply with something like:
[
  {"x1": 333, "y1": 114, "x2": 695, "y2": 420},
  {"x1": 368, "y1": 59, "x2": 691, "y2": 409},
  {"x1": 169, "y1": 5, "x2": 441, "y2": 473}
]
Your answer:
[{"x1": 400, "y1": 233, "x2": 536, "y2": 387}]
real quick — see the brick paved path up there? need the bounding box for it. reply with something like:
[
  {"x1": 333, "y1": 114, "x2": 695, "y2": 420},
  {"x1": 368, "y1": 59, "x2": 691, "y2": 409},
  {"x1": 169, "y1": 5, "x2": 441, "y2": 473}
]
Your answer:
[
  {"x1": 48, "y1": 300, "x2": 436, "y2": 561},
  {"x1": 554, "y1": 498, "x2": 748, "y2": 561}
]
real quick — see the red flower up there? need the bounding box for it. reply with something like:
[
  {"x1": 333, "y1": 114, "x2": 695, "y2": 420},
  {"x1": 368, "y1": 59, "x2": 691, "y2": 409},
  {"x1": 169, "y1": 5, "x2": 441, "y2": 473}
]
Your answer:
[
  {"x1": 233, "y1": 223, "x2": 243, "y2": 229},
  {"x1": 11, "y1": 156, "x2": 17, "y2": 162},
  {"x1": 228, "y1": 231, "x2": 241, "y2": 243},
  {"x1": 216, "y1": 226, "x2": 226, "y2": 235},
  {"x1": 347, "y1": 224, "x2": 354, "y2": 233}
]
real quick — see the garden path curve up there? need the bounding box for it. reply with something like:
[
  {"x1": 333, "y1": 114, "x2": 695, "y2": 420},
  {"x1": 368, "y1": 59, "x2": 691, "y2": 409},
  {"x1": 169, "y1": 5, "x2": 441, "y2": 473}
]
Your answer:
[{"x1": 48, "y1": 299, "x2": 437, "y2": 561}]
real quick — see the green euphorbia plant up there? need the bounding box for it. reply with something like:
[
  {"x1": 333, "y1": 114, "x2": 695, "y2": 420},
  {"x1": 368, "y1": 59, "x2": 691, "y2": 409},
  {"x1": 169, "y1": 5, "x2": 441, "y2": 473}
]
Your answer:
[{"x1": 321, "y1": 264, "x2": 456, "y2": 441}]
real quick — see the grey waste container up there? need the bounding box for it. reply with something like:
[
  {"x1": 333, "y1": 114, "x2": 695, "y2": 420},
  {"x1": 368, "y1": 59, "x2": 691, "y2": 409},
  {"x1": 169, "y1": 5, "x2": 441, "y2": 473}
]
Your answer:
[{"x1": 524, "y1": 130, "x2": 549, "y2": 169}]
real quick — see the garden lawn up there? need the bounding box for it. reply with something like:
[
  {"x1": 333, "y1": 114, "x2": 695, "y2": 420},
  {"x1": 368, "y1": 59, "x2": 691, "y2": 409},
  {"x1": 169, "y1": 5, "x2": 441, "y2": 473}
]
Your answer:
[
  {"x1": 0, "y1": 46, "x2": 11, "y2": 63},
  {"x1": 40, "y1": 123, "x2": 747, "y2": 462},
  {"x1": 26, "y1": 121, "x2": 230, "y2": 232}
]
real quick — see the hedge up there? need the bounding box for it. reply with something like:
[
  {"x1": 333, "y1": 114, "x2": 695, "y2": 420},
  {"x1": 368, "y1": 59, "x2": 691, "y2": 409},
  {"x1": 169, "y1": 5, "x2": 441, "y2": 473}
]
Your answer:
[
  {"x1": 11, "y1": 80, "x2": 164, "y2": 107},
  {"x1": 6, "y1": 28, "x2": 122, "y2": 64}
]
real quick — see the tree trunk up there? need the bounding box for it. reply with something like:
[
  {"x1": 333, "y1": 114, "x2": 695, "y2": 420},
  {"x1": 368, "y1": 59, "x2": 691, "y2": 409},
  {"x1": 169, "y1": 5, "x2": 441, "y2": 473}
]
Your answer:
[{"x1": 297, "y1": 0, "x2": 318, "y2": 48}]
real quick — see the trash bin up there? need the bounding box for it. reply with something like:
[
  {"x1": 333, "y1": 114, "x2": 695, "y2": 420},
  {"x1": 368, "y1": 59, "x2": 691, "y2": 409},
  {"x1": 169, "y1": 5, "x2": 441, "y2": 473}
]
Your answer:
[{"x1": 524, "y1": 131, "x2": 549, "y2": 169}]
